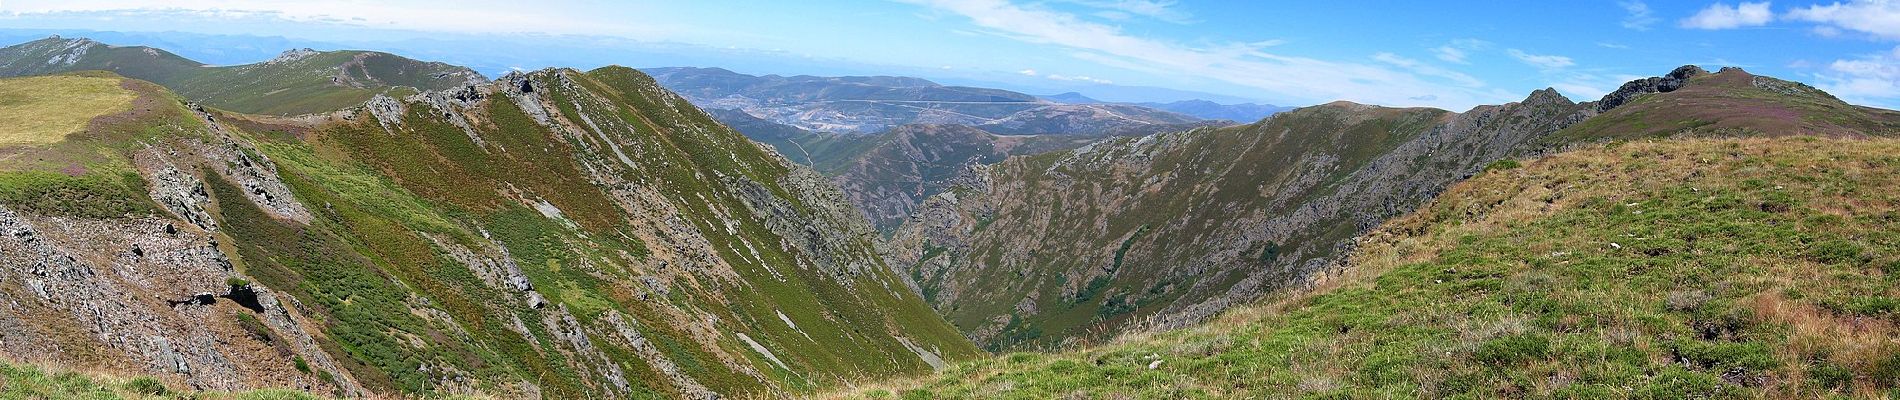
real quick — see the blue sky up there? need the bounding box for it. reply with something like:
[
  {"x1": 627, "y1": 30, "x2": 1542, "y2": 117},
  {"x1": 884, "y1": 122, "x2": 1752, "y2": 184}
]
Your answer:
[{"x1": 1, "y1": 1, "x2": 1897, "y2": 109}]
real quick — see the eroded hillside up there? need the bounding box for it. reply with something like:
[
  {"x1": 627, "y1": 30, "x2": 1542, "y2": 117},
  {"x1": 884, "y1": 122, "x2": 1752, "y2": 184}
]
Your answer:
[
  {"x1": 0, "y1": 68, "x2": 978, "y2": 398},
  {"x1": 888, "y1": 66, "x2": 1900, "y2": 351},
  {"x1": 850, "y1": 137, "x2": 1900, "y2": 398}
]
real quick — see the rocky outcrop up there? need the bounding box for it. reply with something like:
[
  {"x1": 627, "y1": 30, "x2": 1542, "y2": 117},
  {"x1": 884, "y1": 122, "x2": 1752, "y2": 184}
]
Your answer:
[
  {"x1": 186, "y1": 104, "x2": 313, "y2": 223},
  {"x1": 0, "y1": 205, "x2": 360, "y2": 394},
  {"x1": 1595, "y1": 65, "x2": 1706, "y2": 113}
]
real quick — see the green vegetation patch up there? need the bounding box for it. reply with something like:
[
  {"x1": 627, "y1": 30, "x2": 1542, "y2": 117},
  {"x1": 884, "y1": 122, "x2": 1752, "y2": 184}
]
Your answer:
[
  {"x1": 0, "y1": 75, "x2": 137, "y2": 145},
  {"x1": 0, "y1": 170, "x2": 154, "y2": 218}
]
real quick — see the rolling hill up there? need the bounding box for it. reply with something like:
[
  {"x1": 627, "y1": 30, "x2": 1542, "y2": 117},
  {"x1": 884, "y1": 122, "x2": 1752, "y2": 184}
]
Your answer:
[{"x1": 0, "y1": 36, "x2": 483, "y2": 115}]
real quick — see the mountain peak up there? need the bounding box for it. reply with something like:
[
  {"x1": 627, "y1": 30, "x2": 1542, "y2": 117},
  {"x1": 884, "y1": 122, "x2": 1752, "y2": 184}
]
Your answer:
[
  {"x1": 267, "y1": 47, "x2": 319, "y2": 64},
  {"x1": 1522, "y1": 87, "x2": 1574, "y2": 107},
  {"x1": 1593, "y1": 65, "x2": 1710, "y2": 113}
]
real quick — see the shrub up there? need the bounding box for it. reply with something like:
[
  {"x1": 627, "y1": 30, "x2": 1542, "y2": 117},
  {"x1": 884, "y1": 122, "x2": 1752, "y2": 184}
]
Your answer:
[
  {"x1": 1484, "y1": 159, "x2": 1522, "y2": 172},
  {"x1": 1807, "y1": 240, "x2": 1867, "y2": 265},
  {"x1": 1637, "y1": 367, "x2": 1729, "y2": 400},
  {"x1": 1474, "y1": 334, "x2": 1549, "y2": 366},
  {"x1": 1671, "y1": 340, "x2": 1778, "y2": 374},
  {"x1": 1808, "y1": 362, "x2": 1853, "y2": 391},
  {"x1": 1872, "y1": 353, "x2": 1900, "y2": 388},
  {"x1": 0, "y1": 172, "x2": 154, "y2": 218},
  {"x1": 122, "y1": 376, "x2": 168, "y2": 395}
]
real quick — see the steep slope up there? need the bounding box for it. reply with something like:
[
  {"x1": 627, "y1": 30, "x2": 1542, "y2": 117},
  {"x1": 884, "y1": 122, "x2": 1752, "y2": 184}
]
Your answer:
[
  {"x1": 0, "y1": 36, "x2": 483, "y2": 115},
  {"x1": 0, "y1": 68, "x2": 978, "y2": 399},
  {"x1": 848, "y1": 137, "x2": 1900, "y2": 398},
  {"x1": 887, "y1": 66, "x2": 1900, "y2": 351},
  {"x1": 644, "y1": 67, "x2": 1202, "y2": 135},
  {"x1": 825, "y1": 125, "x2": 1108, "y2": 232},
  {"x1": 705, "y1": 108, "x2": 1226, "y2": 232}
]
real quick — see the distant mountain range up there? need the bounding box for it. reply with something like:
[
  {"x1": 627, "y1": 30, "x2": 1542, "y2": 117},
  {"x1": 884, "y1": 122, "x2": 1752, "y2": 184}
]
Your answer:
[
  {"x1": 1038, "y1": 91, "x2": 1293, "y2": 122},
  {"x1": 643, "y1": 67, "x2": 1210, "y2": 135}
]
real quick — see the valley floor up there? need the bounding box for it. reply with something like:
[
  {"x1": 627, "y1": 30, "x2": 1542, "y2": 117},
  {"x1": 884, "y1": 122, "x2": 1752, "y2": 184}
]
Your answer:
[{"x1": 839, "y1": 137, "x2": 1900, "y2": 399}]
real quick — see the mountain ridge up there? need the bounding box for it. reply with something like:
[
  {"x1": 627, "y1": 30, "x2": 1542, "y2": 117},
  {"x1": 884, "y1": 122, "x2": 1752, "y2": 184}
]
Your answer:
[
  {"x1": 886, "y1": 65, "x2": 1900, "y2": 351},
  {"x1": 0, "y1": 63, "x2": 979, "y2": 398},
  {"x1": 0, "y1": 36, "x2": 484, "y2": 116}
]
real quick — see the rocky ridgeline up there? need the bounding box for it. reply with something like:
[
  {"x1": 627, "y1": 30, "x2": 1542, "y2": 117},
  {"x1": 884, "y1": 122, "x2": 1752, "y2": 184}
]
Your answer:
[
  {"x1": 884, "y1": 66, "x2": 1889, "y2": 350},
  {"x1": 0, "y1": 64, "x2": 978, "y2": 398}
]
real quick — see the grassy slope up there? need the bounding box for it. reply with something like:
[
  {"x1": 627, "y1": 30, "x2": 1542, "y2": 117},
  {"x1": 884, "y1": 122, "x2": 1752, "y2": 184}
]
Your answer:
[
  {"x1": 0, "y1": 37, "x2": 476, "y2": 115},
  {"x1": 0, "y1": 68, "x2": 978, "y2": 398},
  {"x1": 0, "y1": 75, "x2": 138, "y2": 145},
  {"x1": 0, "y1": 359, "x2": 331, "y2": 400},
  {"x1": 924, "y1": 105, "x2": 1450, "y2": 351},
  {"x1": 849, "y1": 137, "x2": 1900, "y2": 399},
  {"x1": 1553, "y1": 69, "x2": 1900, "y2": 142}
]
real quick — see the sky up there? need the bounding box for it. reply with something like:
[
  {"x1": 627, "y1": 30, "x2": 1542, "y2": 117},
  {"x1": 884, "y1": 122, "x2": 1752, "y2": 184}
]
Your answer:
[{"x1": 0, "y1": 0, "x2": 1897, "y2": 110}]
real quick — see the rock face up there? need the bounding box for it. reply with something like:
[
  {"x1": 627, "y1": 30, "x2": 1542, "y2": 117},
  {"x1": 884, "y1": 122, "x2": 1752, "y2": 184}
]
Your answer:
[
  {"x1": 1594, "y1": 65, "x2": 1705, "y2": 112},
  {"x1": 886, "y1": 66, "x2": 1900, "y2": 351},
  {"x1": 0, "y1": 65, "x2": 979, "y2": 398}
]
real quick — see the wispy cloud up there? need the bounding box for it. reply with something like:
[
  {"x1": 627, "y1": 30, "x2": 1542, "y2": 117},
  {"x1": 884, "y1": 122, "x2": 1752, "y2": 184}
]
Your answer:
[
  {"x1": 1620, "y1": 1, "x2": 1660, "y2": 30},
  {"x1": 1785, "y1": 0, "x2": 1900, "y2": 40},
  {"x1": 898, "y1": 0, "x2": 1516, "y2": 109},
  {"x1": 0, "y1": 0, "x2": 663, "y2": 37},
  {"x1": 1597, "y1": 42, "x2": 1632, "y2": 49},
  {"x1": 1053, "y1": 0, "x2": 1194, "y2": 24},
  {"x1": 1373, "y1": 53, "x2": 1486, "y2": 87},
  {"x1": 1430, "y1": 39, "x2": 1488, "y2": 64},
  {"x1": 1507, "y1": 49, "x2": 1575, "y2": 70},
  {"x1": 1813, "y1": 45, "x2": 1900, "y2": 108},
  {"x1": 1680, "y1": 2, "x2": 1774, "y2": 30}
]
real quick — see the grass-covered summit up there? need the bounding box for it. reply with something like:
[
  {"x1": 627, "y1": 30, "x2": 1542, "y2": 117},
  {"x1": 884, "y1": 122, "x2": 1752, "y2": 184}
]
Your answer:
[
  {"x1": 0, "y1": 36, "x2": 483, "y2": 115},
  {"x1": 848, "y1": 136, "x2": 1900, "y2": 399}
]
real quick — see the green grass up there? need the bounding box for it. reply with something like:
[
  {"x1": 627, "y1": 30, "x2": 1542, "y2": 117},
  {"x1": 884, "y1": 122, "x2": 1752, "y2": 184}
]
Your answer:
[
  {"x1": 0, "y1": 75, "x2": 136, "y2": 145},
  {"x1": 0, "y1": 360, "x2": 327, "y2": 400},
  {"x1": 844, "y1": 137, "x2": 1900, "y2": 399},
  {"x1": 0, "y1": 170, "x2": 155, "y2": 218}
]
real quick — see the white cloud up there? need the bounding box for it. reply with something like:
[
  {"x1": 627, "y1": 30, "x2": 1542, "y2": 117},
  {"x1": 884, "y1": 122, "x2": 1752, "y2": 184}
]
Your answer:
[
  {"x1": 1054, "y1": 0, "x2": 1194, "y2": 23},
  {"x1": 898, "y1": 0, "x2": 1517, "y2": 109},
  {"x1": 1430, "y1": 39, "x2": 1489, "y2": 64},
  {"x1": 1372, "y1": 53, "x2": 1486, "y2": 87},
  {"x1": 1620, "y1": 1, "x2": 1660, "y2": 30},
  {"x1": 1019, "y1": 69, "x2": 1040, "y2": 76},
  {"x1": 1046, "y1": 74, "x2": 1113, "y2": 84},
  {"x1": 1785, "y1": 0, "x2": 1900, "y2": 40},
  {"x1": 1812, "y1": 46, "x2": 1900, "y2": 108},
  {"x1": 1507, "y1": 49, "x2": 1576, "y2": 70},
  {"x1": 1548, "y1": 73, "x2": 1648, "y2": 100},
  {"x1": 1598, "y1": 42, "x2": 1633, "y2": 49},
  {"x1": 0, "y1": 0, "x2": 659, "y2": 37},
  {"x1": 1679, "y1": 2, "x2": 1774, "y2": 29},
  {"x1": 1431, "y1": 46, "x2": 1468, "y2": 64}
]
